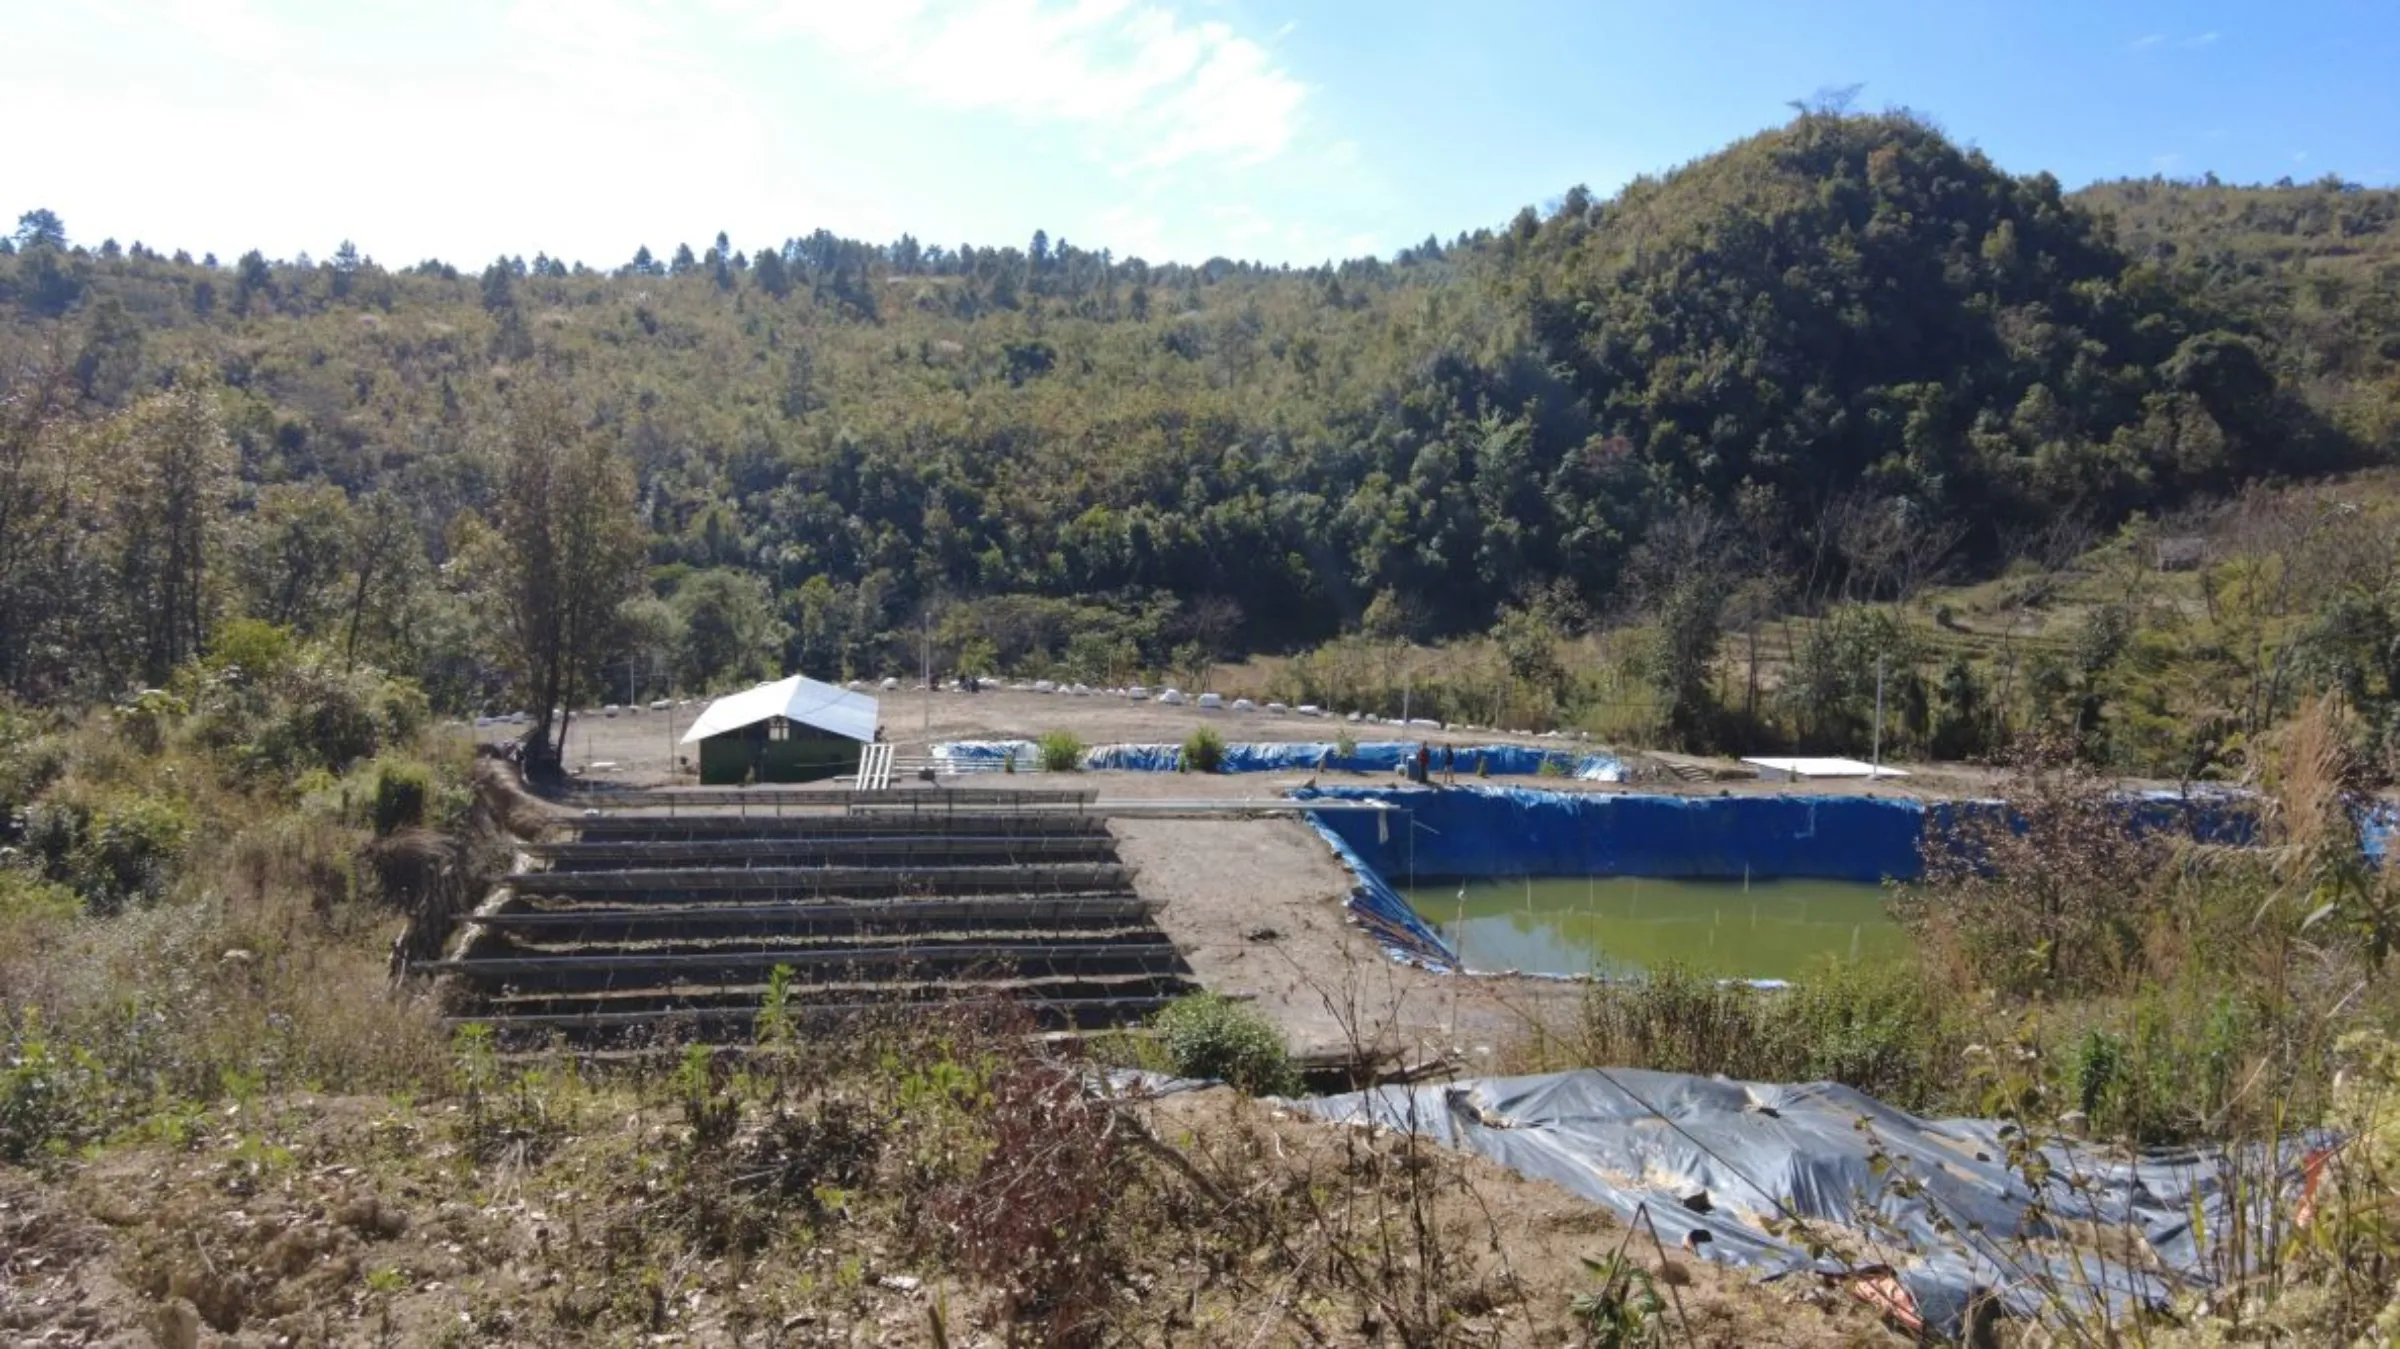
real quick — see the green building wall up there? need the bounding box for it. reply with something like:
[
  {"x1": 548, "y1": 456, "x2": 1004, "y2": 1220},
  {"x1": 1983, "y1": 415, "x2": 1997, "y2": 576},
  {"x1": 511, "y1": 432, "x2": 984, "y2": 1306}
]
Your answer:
[{"x1": 695, "y1": 724, "x2": 863, "y2": 784}]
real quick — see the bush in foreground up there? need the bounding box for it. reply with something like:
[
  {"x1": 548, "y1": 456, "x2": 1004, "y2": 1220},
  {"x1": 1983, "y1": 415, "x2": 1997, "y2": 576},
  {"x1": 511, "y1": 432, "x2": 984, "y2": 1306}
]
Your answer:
[
  {"x1": 1037, "y1": 729, "x2": 1085, "y2": 773},
  {"x1": 1152, "y1": 993, "x2": 1297, "y2": 1095},
  {"x1": 1181, "y1": 724, "x2": 1226, "y2": 773}
]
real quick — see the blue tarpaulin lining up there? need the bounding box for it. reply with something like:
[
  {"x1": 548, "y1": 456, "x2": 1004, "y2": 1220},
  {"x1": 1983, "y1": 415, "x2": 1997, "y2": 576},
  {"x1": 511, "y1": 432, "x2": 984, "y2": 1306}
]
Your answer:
[
  {"x1": 1289, "y1": 785, "x2": 2261, "y2": 968},
  {"x1": 1294, "y1": 805, "x2": 1460, "y2": 971},
  {"x1": 1296, "y1": 785, "x2": 1932, "y2": 882},
  {"x1": 1295, "y1": 785, "x2": 2259, "y2": 886}
]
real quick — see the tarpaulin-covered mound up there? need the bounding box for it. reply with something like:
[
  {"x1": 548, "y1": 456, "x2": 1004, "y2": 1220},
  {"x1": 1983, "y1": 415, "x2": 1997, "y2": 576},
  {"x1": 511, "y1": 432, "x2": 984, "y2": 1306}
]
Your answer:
[
  {"x1": 1295, "y1": 1068, "x2": 2310, "y2": 1337},
  {"x1": 936, "y1": 740, "x2": 1628, "y2": 779},
  {"x1": 931, "y1": 739, "x2": 1040, "y2": 771},
  {"x1": 1084, "y1": 740, "x2": 1625, "y2": 778}
]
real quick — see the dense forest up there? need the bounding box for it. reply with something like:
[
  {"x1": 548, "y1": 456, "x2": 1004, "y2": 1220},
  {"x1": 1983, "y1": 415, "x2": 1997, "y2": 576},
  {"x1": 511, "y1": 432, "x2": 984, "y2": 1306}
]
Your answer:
[{"x1": 3, "y1": 111, "x2": 2395, "y2": 737}]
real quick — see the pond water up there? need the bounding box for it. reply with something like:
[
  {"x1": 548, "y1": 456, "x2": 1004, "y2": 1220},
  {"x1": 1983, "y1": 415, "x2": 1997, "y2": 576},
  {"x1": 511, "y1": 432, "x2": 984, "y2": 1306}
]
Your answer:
[{"x1": 1401, "y1": 876, "x2": 1907, "y2": 981}]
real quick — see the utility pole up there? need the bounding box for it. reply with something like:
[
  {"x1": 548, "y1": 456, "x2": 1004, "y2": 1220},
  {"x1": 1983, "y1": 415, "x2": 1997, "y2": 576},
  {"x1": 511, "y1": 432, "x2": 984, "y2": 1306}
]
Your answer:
[
  {"x1": 1871, "y1": 654, "x2": 1887, "y2": 779},
  {"x1": 920, "y1": 613, "x2": 932, "y2": 739}
]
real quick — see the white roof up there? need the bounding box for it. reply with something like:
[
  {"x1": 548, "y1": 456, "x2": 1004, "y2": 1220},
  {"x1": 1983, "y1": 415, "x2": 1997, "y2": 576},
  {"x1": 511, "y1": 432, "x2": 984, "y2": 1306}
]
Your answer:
[
  {"x1": 681, "y1": 674, "x2": 878, "y2": 745},
  {"x1": 1741, "y1": 756, "x2": 1908, "y2": 779}
]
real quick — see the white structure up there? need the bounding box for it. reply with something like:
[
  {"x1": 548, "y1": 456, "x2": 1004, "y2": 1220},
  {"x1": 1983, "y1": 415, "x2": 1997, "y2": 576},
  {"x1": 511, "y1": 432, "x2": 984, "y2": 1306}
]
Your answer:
[
  {"x1": 682, "y1": 674, "x2": 881, "y2": 747},
  {"x1": 1741, "y1": 756, "x2": 1909, "y2": 782}
]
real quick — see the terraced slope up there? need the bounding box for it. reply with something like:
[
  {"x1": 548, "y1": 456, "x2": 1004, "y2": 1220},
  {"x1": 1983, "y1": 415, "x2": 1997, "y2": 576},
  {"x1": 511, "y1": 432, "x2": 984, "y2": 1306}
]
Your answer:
[{"x1": 429, "y1": 788, "x2": 1200, "y2": 1046}]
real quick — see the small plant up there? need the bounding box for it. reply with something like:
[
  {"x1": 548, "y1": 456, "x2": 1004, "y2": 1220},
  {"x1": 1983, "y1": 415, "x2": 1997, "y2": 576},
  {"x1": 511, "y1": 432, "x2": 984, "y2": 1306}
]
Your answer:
[
  {"x1": 1181, "y1": 724, "x2": 1226, "y2": 774},
  {"x1": 1151, "y1": 994, "x2": 1296, "y2": 1095},
  {"x1": 1538, "y1": 754, "x2": 1569, "y2": 777},
  {"x1": 756, "y1": 963, "x2": 795, "y2": 1054},
  {"x1": 1036, "y1": 729, "x2": 1085, "y2": 773},
  {"x1": 1569, "y1": 1253, "x2": 1669, "y2": 1348},
  {"x1": 1334, "y1": 728, "x2": 1359, "y2": 762}
]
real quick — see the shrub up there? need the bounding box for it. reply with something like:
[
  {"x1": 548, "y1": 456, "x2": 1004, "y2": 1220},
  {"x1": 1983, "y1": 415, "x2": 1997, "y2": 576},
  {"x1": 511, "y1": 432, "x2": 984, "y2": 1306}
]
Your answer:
[
  {"x1": 1334, "y1": 728, "x2": 1359, "y2": 762},
  {"x1": 1151, "y1": 994, "x2": 1296, "y2": 1095},
  {"x1": 1181, "y1": 724, "x2": 1226, "y2": 774},
  {"x1": 112, "y1": 688, "x2": 187, "y2": 756},
  {"x1": 0, "y1": 868, "x2": 80, "y2": 925},
  {"x1": 370, "y1": 759, "x2": 432, "y2": 836},
  {"x1": 1036, "y1": 730, "x2": 1085, "y2": 773},
  {"x1": 205, "y1": 617, "x2": 298, "y2": 680},
  {"x1": 25, "y1": 788, "x2": 195, "y2": 914},
  {"x1": 1575, "y1": 960, "x2": 1967, "y2": 1113},
  {"x1": 0, "y1": 1013, "x2": 104, "y2": 1164},
  {"x1": 1894, "y1": 733, "x2": 2171, "y2": 996}
]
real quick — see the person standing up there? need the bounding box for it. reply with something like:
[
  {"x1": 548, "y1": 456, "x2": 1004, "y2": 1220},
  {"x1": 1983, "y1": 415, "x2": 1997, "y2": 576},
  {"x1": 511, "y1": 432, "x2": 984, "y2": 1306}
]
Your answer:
[{"x1": 1441, "y1": 744, "x2": 1455, "y2": 785}]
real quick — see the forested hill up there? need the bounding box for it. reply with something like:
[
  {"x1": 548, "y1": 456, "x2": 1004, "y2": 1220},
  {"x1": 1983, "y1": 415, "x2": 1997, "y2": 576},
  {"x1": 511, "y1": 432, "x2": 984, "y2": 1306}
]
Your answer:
[
  {"x1": 2070, "y1": 175, "x2": 2400, "y2": 453},
  {"x1": 1, "y1": 113, "x2": 2390, "y2": 712}
]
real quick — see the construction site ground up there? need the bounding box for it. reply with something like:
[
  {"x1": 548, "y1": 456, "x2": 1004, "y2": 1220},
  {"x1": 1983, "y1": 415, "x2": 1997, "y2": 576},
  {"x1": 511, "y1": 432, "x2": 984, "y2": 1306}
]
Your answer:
[{"x1": 468, "y1": 687, "x2": 2018, "y2": 1067}]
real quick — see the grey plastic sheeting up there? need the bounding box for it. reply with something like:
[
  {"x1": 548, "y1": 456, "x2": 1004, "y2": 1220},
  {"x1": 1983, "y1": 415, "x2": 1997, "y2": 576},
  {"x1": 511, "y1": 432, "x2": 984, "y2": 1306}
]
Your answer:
[{"x1": 1295, "y1": 1069, "x2": 2309, "y2": 1336}]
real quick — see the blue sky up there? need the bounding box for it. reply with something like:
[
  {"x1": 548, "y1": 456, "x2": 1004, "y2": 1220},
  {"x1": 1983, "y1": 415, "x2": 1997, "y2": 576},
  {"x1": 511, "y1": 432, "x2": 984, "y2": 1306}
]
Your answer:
[{"x1": 6, "y1": 0, "x2": 2396, "y2": 269}]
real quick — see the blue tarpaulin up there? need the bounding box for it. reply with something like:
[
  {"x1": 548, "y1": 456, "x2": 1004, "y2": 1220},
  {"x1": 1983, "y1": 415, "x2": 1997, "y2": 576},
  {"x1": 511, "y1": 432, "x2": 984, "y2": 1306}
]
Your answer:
[
  {"x1": 1295, "y1": 785, "x2": 2259, "y2": 887},
  {"x1": 931, "y1": 740, "x2": 1038, "y2": 770},
  {"x1": 1296, "y1": 785, "x2": 1930, "y2": 883},
  {"x1": 1075, "y1": 739, "x2": 1621, "y2": 778},
  {"x1": 1293, "y1": 805, "x2": 1459, "y2": 970}
]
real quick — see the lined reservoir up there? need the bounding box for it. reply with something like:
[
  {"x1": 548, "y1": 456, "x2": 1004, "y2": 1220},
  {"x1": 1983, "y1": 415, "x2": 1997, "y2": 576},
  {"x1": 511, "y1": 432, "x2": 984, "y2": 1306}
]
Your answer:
[{"x1": 1402, "y1": 876, "x2": 1907, "y2": 980}]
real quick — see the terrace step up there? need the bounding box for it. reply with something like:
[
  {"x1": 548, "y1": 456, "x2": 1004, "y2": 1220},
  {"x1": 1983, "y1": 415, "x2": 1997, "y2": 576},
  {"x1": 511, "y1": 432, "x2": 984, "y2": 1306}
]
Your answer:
[
  {"x1": 527, "y1": 834, "x2": 1120, "y2": 869},
  {"x1": 506, "y1": 863, "x2": 1135, "y2": 901}
]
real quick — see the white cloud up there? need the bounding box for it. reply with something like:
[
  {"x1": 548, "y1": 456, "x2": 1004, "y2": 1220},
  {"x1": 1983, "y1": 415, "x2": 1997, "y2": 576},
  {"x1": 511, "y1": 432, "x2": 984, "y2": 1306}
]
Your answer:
[
  {"x1": 2186, "y1": 31, "x2": 2220, "y2": 46},
  {"x1": 2130, "y1": 33, "x2": 2165, "y2": 50},
  {"x1": 159, "y1": 0, "x2": 289, "y2": 60},
  {"x1": 757, "y1": 0, "x2": 1308, "y2": 169},
  {"x1": 2152, "y1": 152, "x2": 2184, "y2": 172}
]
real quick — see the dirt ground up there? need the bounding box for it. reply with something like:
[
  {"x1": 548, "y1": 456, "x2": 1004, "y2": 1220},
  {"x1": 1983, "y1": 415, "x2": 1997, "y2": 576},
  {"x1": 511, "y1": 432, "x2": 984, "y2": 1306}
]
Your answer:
[
  {"x1": 1, "y1": 1087, "x2": 1899, "y2": 1348},
  {"x1": 1113, "y1": 812, "x2": 1579, "y2": 1065}
]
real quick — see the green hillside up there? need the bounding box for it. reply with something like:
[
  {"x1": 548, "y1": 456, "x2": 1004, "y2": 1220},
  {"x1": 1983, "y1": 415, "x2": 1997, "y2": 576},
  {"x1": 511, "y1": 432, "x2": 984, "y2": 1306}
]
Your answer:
[
  {"x1": 0, "y1": 113, "x2": 2387, "y2": 727},
  {"x1": 2074, "y1": 176, "x2": 2400, "y2": 454}
]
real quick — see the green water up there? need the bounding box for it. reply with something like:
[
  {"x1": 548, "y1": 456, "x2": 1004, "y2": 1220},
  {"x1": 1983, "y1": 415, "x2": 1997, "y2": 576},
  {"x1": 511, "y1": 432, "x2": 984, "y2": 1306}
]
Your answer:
[{"x1": 1402, "y1": 876, "x2": 1907, "y2": 981}]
